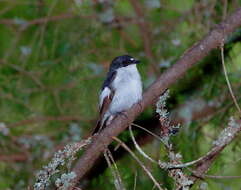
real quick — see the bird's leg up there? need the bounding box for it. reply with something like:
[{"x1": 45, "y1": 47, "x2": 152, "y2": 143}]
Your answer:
[
  {"x1": 117, "y1": 111, "x2": 128, "y2": 120},
  {"x1": 106, "y1": 115, "x2": 114, "y2": 126},
  {"x1": 137, "y1": 101, "x2": 143, "y2": 112}
]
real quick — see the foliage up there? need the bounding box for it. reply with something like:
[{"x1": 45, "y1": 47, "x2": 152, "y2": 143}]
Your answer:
[{"x1": 0, "y1": 0, "x2": 240, "y2": 189}]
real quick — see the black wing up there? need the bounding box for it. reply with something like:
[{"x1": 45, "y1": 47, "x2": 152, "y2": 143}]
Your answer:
[
  {"x1": 91, "y1": 71, "x2": 117, "y2": 135},
  {"x1": 101, "y1": 70, "x2": 117, "y2": 90}
]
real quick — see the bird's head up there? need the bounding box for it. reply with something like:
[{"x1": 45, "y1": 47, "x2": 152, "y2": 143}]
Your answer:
[{"x1": 110, "y1": 55, "x2": 140, "y2": 71}]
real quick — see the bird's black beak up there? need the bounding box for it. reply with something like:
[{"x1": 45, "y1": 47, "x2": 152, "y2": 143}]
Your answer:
[{"x1": 133, "y1": 59, "x2": 140, "y2": 64}]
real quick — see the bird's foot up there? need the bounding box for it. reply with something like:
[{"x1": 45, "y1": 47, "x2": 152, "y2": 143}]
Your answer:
[
  {"x1": 137, "y1": 101, "x2": 143, "y2": 112},
  {"x1": 117, "y1": 111, "x2": 128, "y2": 120}
]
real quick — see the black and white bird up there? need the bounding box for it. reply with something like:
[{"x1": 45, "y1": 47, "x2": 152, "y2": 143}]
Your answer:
[{"x1": 92, "y1": 55, "x2": 143, "y2": 135}]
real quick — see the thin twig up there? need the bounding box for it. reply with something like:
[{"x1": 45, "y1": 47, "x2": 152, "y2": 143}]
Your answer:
[
  {"x1": 220, "y1": 42, "x2": 241, "y2": 115},
  {"x1": 129, "y1": 125, "x2": 158, "y2": 164},
  {"x1": 0, "y1": 154, "x2": 28, "y2": 162},
  {"x1": 107, "y1": 149, "x2": 126, "y2": 190},
  {"x1": 7, "y1": 115, "x2": 84, "y2": 128},
  {"x1": 131, "y1": 123, "x2": 163, "y2": 141},
  {"x1": 204, "y1": 174, "x2": 241, "y2": 179},
  {"x1": 104, "y1": 149, "x2": 126, "y2": 190},
  {"x1": 189, "y1": 168, "x2": 241, "y2": 179},
  {"x1": 222, "y1": 0, "x2": 228, "y2": 21},
  {"x1": 128, "y1": 0, "x2": 159, "y2": 75},
  {"x1": 7, "y1": 63, "x2": 44, "y2": 88},
  {"x1": 159, "y1": 147, "x2": 219, "y2": 169},
  {"x1": 113, "y1": 137, "x2": 164, "y2": 190},
  {"x1": 133, "y1": 172, "x2": 137, "y2": 190}
]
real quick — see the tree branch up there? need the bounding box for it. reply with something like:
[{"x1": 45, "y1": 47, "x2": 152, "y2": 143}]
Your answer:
[
  {"x1": 0, "y1": 154, "x2": 28, "y2": 162},
  {"x1": 7, "y1": 115, "x2": 85, "y2": 128},
  {"x1": 0, "y1": 13, "x2": 96, "y2": 30},
  {"x1": 129, "y1": 0, "x2": 160, "y2": 75},
  {"x1": 189, "y1": 119, "x2": 241, "y2": 186},
  {"x1": 70, "y1": 7, "x2": 241, "y2": 188}
]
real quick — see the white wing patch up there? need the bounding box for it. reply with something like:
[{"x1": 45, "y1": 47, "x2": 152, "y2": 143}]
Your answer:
[{"x1": 99, "y1": 87, "x2": 111, "y2": 109}]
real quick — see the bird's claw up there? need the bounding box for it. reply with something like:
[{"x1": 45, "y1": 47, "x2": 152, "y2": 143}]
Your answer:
[{"x1": 118, "y1": 111, "x2": 128, "y2": 120}]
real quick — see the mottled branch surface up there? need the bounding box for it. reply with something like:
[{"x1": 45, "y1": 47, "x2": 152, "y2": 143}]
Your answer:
[
  {"x1": 189, "y1": 119, "x2": 241, "y2": 185},
  {"x1": 70, "y1": 7, "x2": 241, "y2": 188}
]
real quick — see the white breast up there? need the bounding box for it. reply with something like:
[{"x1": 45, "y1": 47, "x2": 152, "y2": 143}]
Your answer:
[{"x1": 109, "y1": 64, "x2": 142, "y2": 114}]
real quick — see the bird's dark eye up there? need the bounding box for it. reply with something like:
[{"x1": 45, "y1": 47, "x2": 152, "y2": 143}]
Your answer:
[
  {"x1": 122, "y1": 61, "x2": 129, "y2": 65},
  {"x1": 123, "y1": 59, "x2": 133, "y2": 65}
]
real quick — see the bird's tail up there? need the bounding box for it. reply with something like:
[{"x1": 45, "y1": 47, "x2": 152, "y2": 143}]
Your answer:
[
  {"x1": 91, "y1": 119, "x2": 103, "y2": 135},
  {"x1": 91, "y1": 115, "x2": 114, "y2": 135}
]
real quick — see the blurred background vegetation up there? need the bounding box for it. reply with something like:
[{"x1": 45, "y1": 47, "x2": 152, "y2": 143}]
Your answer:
[{"x1": 0, "y1": 0, "x2": 241, "y2": 189}]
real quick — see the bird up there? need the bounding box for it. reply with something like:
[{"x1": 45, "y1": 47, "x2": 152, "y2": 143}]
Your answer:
[{"x1": 92, "y1": 55, "x2": 143, "y2": 135}]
